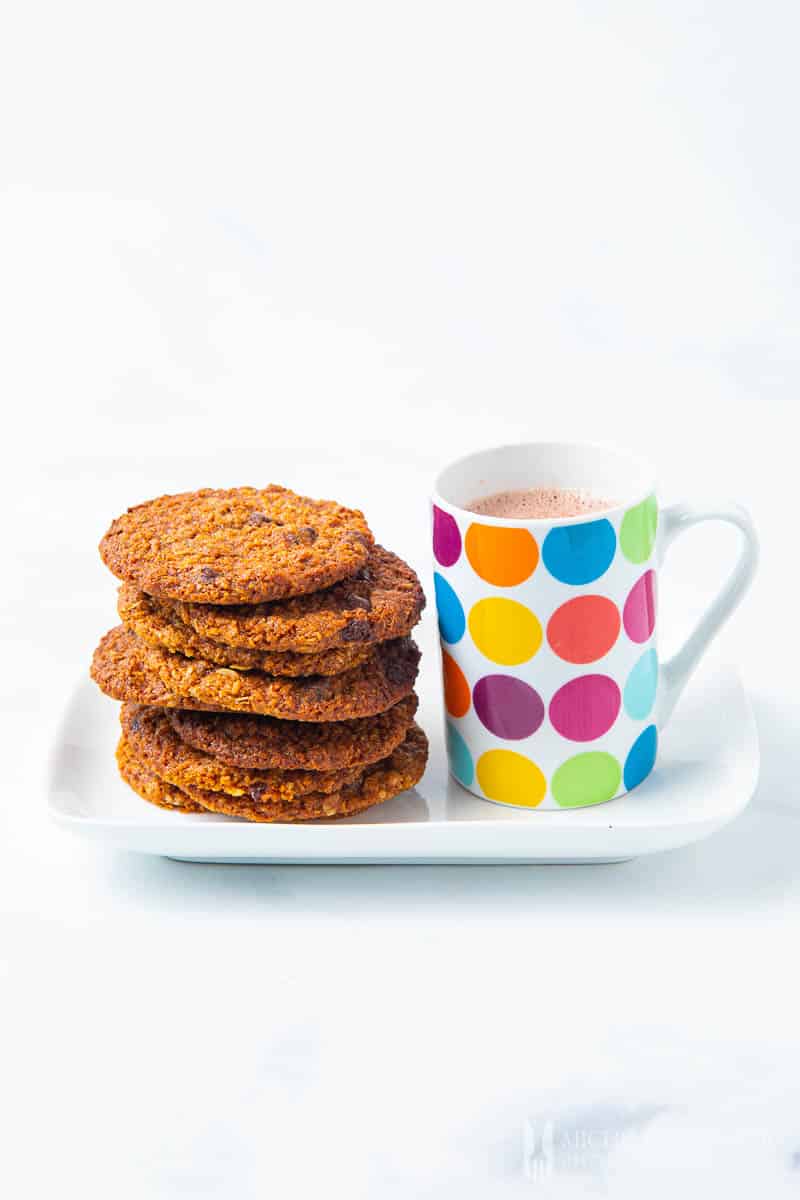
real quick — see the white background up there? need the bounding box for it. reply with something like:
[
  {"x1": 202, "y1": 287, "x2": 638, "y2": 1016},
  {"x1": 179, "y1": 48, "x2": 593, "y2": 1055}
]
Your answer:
[{"x1": 2, "y1": 2, "x2": 799, "y2": 1195}]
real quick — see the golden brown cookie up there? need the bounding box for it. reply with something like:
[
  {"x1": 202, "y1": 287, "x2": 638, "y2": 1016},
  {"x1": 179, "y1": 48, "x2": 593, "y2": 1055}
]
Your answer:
[
  {"x1": 121, "y1": 703, "x2": 365, "y2": 799},
  {"x1": 118, "y1": 585, "x2": 371, "y2": 676},
  {"x1": 116, "y1": 725, "x2": 428, "y2": 822},
  {"x1": 116, "y1": 736, "x2": 204, "y2": 813},
  {"x1": 168, "y1": 694, "x2": 418, "y2": 772},
  {"x1": 168, "y1": 544, "x2": 425, "y2": 652},
  {"x1": 91, "y1": 626, "x2": 420, "y2": 720},
  {"x1": 99, "y1": 485, "x2": 373, "y2": 604}
]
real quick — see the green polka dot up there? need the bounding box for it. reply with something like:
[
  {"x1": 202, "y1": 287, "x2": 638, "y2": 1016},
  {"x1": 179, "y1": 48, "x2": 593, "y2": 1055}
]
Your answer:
[
  {"x1": 551, "y1": 752, "x2": 622, "y2": 808},
  {"x1": 620, "y1": 495, "x2": 658, "y2": 564}
]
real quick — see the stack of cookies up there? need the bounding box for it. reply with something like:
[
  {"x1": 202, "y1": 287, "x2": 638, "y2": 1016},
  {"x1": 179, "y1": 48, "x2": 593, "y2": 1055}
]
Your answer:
[{"x1": 90, "y1": 486, "x2": 427, "y2": 822}]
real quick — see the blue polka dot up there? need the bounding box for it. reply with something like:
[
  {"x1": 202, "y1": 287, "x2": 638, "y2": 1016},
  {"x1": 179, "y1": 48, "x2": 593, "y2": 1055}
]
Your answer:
[
  {"x1": 446, "y1": 722, "x2": 474, "y2": 787},
  {"x1": 623, "y1": 648, "x2": 658, "y2": 719},
  {"x1": 434, "y1": 572, "x2": 466, "y2": 644},
  {"x1": 542, "y1": 519, "x2": 617, "y2": 585},
  {"x1": 624, "y1": 725, "x2": 658, "y2": 791}
]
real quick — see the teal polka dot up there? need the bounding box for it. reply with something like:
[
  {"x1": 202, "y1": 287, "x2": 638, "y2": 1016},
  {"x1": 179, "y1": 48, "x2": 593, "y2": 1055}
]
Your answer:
[
  {"x1": 624, "y1": 648, "x2": 658, "y2": 719},
  {"x1": 542, "y1": 520, "x2": 617, "y2": 585},
  {"x1": 446, "y1": 722, "x2": 474, "y2": 787},
  {"x1": 434, "y1": 572, "x2": 465, "y2": 644},
  {"x1": 624, "y1": 725, "x2": 658, "y2": 791}
]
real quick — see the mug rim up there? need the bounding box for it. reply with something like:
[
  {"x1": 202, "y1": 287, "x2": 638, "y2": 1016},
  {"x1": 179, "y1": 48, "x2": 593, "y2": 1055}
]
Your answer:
[{"x1": 432, "y1": 440, "x2": 658, "y2": 527}]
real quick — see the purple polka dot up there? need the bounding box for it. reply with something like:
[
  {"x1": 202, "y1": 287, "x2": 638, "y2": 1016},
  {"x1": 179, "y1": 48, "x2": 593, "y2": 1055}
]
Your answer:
[
  {"x1": 549, "y1": 675, "x2": 621, "y2": 742},
  {"x1": 473, "y1": 675, "x2": 545, "y2": 740},
  {"x1": 623, "y1": 570, "x2": 657, "y2": 643},
  {"x1": 433, "y1": 506, "x2": 461, "y2": 567}
]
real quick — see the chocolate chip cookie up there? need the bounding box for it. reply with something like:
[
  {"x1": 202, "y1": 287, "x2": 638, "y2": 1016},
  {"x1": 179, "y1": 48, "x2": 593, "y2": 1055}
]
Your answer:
[
  {"x1": 117, "y1": 724, "x2": 428, "y2": 822},
  {"x1": 118, "y1": 585, "x2": 370, "y2": 676},
  {"x1": 100, "y1": 486, "x2": 373, "y2": 604},
  {"x1": 166, "y1": 545, "x2": 424, "y2": 652},
  {"x1": 168, "y1": 694, "x2": 418, "y2": 771},
  {"x1": 116, "y1": 736, "x2": 204, "y2": 813},
  {"x1": 121, "y1": 703, "x2": 365, "y2": 799},
  {"x1": 92, "y1": 626, "x2": 420, "y2": 720}
]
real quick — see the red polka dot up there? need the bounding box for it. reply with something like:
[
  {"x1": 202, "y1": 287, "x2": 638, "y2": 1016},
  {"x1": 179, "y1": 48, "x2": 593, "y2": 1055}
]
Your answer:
[{"x1": 547, "y1": 596, "x2": 621, "y2": 664}]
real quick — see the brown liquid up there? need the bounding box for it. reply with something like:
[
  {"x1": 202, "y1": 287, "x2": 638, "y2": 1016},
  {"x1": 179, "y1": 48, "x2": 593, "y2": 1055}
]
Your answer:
[{"x1": 467, "y1": 486, "x2": 616, "y2": 519}]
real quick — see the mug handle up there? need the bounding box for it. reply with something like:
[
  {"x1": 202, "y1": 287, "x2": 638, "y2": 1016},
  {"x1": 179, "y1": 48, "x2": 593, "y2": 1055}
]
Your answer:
[{"x1": 657, "y1": 501, "x2": 759, "y2": 727}]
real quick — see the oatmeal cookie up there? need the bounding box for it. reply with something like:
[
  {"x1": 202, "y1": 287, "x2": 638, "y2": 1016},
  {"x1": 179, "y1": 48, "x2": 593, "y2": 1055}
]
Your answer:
[
  {"x1": 168, "y1": 545, "x2": 424, "y2": 652},
  {"x1": 116, "y1": 725, "x2": 428, "y2": 822},
  {"x1": 99, "y1": 485, "x2": 373, "y2": 604},
  {"x1": 121, "y1": 703, "x2": 364, "y2": 799},
  {"x1": 168, "y1": 693, "x2": 417, "y2": 772},
  {"x1": 91, "y1": 626, "x2": 420, "y2": 720},
  {"x1": 116, "y1": 736, "x2": 203, "y2": 813},
  {"x1": 118, "y1": 584, "x2": 370, "y2": 676}
]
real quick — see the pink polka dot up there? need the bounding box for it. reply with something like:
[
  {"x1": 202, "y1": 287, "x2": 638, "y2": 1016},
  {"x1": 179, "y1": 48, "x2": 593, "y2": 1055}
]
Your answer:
[
  {"x1": 433, "y1": 506, "x2": 461, "y2": 567},
  {"x1": 549, "y1": 675, "x2": 621, "y2": 742},
  {"x1": 623, "y1": 570, "x2": 656, "y2": 643}
]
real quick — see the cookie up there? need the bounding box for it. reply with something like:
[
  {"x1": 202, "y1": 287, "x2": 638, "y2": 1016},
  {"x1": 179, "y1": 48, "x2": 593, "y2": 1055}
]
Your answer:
[
  {"x1": 116, "y1": 725, "x2": 428, "y2": 822},
  {"x1": 118, "y1": 585, "x2": 370, "y2": 677},
  {"x1": 116, "y1": 736, "x2": 203, "y2": 813},
  {"x1": 168, "y1": 693, "x2": 418, "y2": 772},
  {"x1": 99, "y1": 485, "x2": 373, "y2": 604},
  {"x1": 91, "y1": 626, "x2": 420, "y2": 720},
  {"x1": 121, "y1": 703, "x2": 365, "y2": 799},
  {"x1": 167, "y1": 545, "x2": 425, "y2": 653}
]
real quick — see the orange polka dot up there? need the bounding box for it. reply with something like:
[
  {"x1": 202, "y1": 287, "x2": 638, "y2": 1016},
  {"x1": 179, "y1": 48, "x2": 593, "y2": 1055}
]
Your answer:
[
  {"x1": 465, "y1": 523, "x2": 539, "y2": 587},
  {"x1": 442, "y1": 650, "x2": 471, "y2": 717}
]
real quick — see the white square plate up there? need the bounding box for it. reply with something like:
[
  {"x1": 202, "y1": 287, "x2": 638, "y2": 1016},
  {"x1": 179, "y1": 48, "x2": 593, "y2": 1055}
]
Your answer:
[{"x1": 48, "y1": 656, "x2": 758, "y2": 864}]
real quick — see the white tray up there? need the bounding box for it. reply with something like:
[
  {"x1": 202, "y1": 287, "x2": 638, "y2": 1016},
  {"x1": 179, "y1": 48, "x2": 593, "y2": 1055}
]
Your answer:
[{"x1": 48, "y1": 656, "x2": 758, "y2": 864}]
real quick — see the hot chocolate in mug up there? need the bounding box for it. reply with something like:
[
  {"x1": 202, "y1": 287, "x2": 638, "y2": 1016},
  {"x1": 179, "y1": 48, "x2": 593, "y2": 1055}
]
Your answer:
[{"x1": 432, "y1": 443, "x2": 758, "y2": 810}]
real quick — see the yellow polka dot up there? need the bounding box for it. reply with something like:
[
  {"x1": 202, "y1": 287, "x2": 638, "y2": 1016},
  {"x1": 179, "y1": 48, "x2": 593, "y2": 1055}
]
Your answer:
[
  {"x1": 477, "y1": 749, "x2": 546, "y2": 807},
  {"x1": 468, "y1": 597, "x2": 542, "y2": 665}
]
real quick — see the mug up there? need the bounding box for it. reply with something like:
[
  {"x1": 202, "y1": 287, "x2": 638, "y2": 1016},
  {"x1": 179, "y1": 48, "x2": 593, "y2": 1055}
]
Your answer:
[{"x1": 431, "y1": 442, "x2": 758, "y2": 810}]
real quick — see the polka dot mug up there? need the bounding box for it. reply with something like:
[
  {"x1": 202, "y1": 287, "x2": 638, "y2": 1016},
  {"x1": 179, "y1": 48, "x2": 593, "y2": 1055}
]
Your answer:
[{"x1": 432, "y1": 443, "x2": 758, "y2": 810}]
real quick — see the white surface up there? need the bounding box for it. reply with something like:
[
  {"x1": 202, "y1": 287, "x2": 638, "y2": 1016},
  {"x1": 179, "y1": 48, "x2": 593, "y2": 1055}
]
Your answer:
[
  {"x1": 3, "y1": 3, "x2": 800, "y2": 1195},
  {"x1": 50, "y1": 660, "x2": 757, "y2": 863}
]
